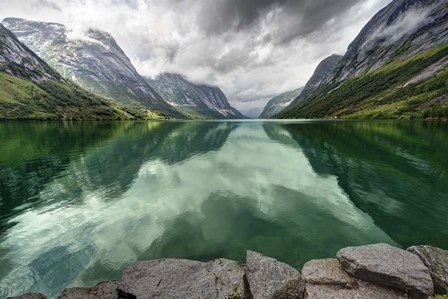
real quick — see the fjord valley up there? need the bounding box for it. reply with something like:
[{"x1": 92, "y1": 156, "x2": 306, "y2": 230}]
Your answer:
[{"x1": 0, "y1": 0, "x2": 448, "y2": 298}]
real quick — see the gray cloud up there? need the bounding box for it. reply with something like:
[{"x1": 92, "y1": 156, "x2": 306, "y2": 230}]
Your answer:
[
  {"x1": 0, "y1": 0, "x2": 392, "y2": 111},
  {"x1": 196, "y1": 0, "x2": 362, "y2": 44},
  {"x1": 34, "y1": 0, "x2": 61, "y2": 11}
]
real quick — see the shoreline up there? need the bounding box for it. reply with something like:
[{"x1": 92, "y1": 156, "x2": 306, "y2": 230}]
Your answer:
[{"x1": 10, "y1": 243, "x2": 448, "y2": 299}]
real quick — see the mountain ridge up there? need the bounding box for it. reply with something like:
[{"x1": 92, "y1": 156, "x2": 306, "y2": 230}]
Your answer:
[
  {"x1": 147, "y1": 72, "x2": 245, "y2": 119},
  {"x1": 0, "y1": 24, "x2": 135, "y2": 120},
  {"x1": 2, "y1": 17, "x2": 182, "y2": 118}
]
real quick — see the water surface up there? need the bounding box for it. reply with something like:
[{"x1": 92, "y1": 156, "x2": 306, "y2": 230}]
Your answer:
[{"x1": 0, "y1": 120, "x2": 447, "y2": 298}]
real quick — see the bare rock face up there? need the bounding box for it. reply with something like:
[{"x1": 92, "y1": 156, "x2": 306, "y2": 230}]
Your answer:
[
  {"x1": 57, "y1": 281, "x2": 118, "y2": 299},
  {"x1": 337, "y1": 243, "x2": 433, "y2": 298},
  {"x1": 408, "y1": 245, "x2": 448, "y2": 295},
  {"x1": 305, "y1": 279, "x2": 406, "y2": 299},
  {"x1": 302, "y1": 258, "x2": 406, "y2": 299},
  {"x1": 302, "y1": 259, "x2": 357, "y2": 289},
  {"x1": 117, "y1": 258, "x2": 246, "y2": 299},
  {"x1": 245, "y1": 250, "x2": 304, "y2": 299},
  {"x1": 7, "y1": 293, "x2": 47, "y2": 299}
]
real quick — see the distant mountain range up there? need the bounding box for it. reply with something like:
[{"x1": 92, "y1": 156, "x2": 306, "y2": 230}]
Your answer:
[
  {"x1": 259, "y1": 87, "x2": 304, "y2": 119},
  {"x1": 147, "y1": 73, "x2": 245, "y2": 119},
  {"x1": 275, "y1": 0, "x2": 448, "y2": 119},
  {"x1": 1, "y1": 18, "x2": 244, "y2": 120}
]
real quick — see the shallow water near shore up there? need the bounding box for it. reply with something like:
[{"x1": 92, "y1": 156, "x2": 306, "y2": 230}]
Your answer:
[{"x1": 0, "y1": 120, "x2": 447, "y2": 298}]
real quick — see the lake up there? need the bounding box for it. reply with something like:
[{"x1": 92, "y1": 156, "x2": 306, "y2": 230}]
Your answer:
[{"x1": 0, "y1": 120, "x2": 447, "y2": 298}]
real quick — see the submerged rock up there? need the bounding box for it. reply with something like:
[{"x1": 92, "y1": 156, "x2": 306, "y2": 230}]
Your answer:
[
  {"x1": 337, "y1": 243, "x2": 433, "y2": 298},
  {"x1": 117, "y1": 258, "x2": 246, "y2": 299},
  {"x1": 302, "y1": 258, "x2": 405, "y2": 299},
  {"x1": 245, "y1": 250, "x2": 304, "y2": 299},
  {"x1": 408, "y1": 245, "x2": 448, "y2": 295}
]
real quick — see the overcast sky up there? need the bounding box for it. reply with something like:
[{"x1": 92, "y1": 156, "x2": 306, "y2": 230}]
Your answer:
[{"x1": 0, "y1": 0, "x2": 391, "y2": 111}]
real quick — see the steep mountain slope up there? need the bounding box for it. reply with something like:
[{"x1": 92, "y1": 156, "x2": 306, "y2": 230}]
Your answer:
[
  {"x1": 0, "y1": 24, "x2": 133, "y2": 120},
  {"x1": 298, "y1": 55, "x2": 342, "y2": 100},
  {"x1": 2, "y1": 18, "x2": 181, "y2": 118},
  {"x1": 147, "y1": 73, "x2": 245, "y2": 119},
  {"x1": 332, "y1": 0, "x2": 448, "y2": 82},
  {"x1": 277, "y1": 0, "x2": 448, "y2": 119},
  {"x1": 259, "y1": 87, "x2": 303, "y2": 119}
]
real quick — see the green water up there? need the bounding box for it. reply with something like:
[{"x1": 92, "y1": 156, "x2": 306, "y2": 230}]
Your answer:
[{"x1": 0, "y1": 120, "x2": 447, "y2": 297}]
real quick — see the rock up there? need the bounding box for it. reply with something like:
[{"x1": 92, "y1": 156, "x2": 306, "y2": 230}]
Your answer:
[
  {"x1": 302, "y1": 259, "x2": 357, "y2": 289},
  {"x1": 408, "y1": 245, "x2": 448, "y2": 295},
  {"x1": 117, "y1": 258, "x2": 246, "y2": 299},
  {"x1": 245, "y1": 250, "x2": 304, "y2": 299},
  {"x1": 7, "y1": 294, "x2": 47, "y2": 299},
  {"x1": 337, "y1": 243, "x2": 433, "y2": 298},
  {"x1": 305, "y1": 279, "x2": 406, "y2": 299},
  {"x1": 302, "y1": 258, "x2": 405, "y2": 299},
  {"x1": 57, "y1": 288, "x2": 96, "y2": 299},
  {"x1": 57, "y1": 281, "x2": 118, "y2": 299}
]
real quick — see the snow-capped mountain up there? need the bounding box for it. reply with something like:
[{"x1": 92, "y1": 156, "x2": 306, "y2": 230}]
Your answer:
[
  {"x1": 259, "y1": 87, "x2": 303, "y2": 119},
  {"x1": 2, "y1": 17, "x2": 181, "y2": 118},
  {"x1": 147, "y1": 73, "x2": 245, "y2": 119}
]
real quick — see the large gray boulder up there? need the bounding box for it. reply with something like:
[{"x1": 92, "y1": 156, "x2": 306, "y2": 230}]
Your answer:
[
  {"x1": 7, "y1": 294, "x2": 47, "y2": 299},
  {"x1": 245, "y1": 250, "x2": 304, "y2": 299},
  {"x1": 302, "y1": 258, "x2": 405, "y2": 299},
  {"x1": 408, "y1": 245, "x2": 448, "y2": 295},
  {"x1": 117, "y1": 258, "x2": 246, "y2": 299},
  {"x1": 57, "y1": 281, "x2": 118, "y2": 299},
  {"x1": 337, "y1": 243, "x2": 433, "y2": 298}
]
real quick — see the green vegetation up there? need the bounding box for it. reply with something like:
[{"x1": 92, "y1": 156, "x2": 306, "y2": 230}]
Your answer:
[
  {"x1": 278, "y1": 43, "x2": 448, "y2": 120},
  {"x1": 0, "y1": 72, "x2": 168, "y2": 120}
]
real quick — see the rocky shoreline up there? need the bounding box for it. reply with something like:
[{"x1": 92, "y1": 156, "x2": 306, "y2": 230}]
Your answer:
[{"x1": 10, "y1": 243, "x2": 448, "y2": 299}]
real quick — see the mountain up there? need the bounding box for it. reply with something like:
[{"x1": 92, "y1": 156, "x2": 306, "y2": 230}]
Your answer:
[
  {"x1": 242, "y1": 107, "x2": 263, "y2": 119},
  {"x1": 147, "y1": 73, "x2": 245, "y2": 119},
  {"x1": 0, "y1": 24, "x2": 133, "y2": 120},
  {"x1": 259, "y1": 87, "x2": 304, "y2": 119},
  {"x1": 277, "y1": 0, "x2": 448, "y2": 120},
  {"x1": 298, "y1": 55, "x2": 342, "y2": 100},
  {"x1": 2, "y1": 17, "x2": 181, "y2": 118}
]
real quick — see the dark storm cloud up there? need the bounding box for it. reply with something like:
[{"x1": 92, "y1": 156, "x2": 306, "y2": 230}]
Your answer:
[{"x1": 197, "y1": 0, "x2": 361, "y2": 43}]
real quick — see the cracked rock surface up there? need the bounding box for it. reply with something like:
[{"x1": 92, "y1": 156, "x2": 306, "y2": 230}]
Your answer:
[
  {"x1": 303, "y1": 258, "x2": 406, "y2": 299},
  {"x1": 245, "y1": 250, "x2": 304, "y2": 299},
  {"x1": 337, "y1": 243, "x2": 433, "y2": 298},
  {"x1": 117, "y1": 258, "x2": 246, "y2": 299},
  {"x1": 408, "y1": 245, "x2": 448, "y2": 295}
]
